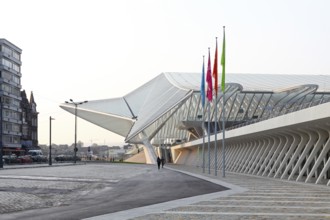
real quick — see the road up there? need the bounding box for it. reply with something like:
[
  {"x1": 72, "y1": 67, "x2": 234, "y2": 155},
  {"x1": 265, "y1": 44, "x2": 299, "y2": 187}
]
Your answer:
[{"x1": 0, "y1": 163, "x2": 227, "y2": 220}]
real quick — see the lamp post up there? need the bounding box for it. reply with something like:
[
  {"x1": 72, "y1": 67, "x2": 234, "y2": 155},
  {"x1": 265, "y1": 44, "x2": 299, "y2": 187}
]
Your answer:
[
  {"x1": 65, "y1": 99, "x2": 88, "y2": 164},
  {"x1": 49, "y1": 116, "x2": 55, "y2": 166}
]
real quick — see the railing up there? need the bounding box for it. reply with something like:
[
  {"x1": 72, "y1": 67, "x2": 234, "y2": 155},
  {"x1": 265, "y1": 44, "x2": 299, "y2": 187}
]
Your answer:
[{"x1": 227, "y1": 97, "x2": 330, "y2": 131}]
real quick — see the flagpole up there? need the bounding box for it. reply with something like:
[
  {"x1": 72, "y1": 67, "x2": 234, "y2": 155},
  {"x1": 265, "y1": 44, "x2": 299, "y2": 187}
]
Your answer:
[
  {"x1": 202, "y1": 105, "x2": 205, "y2": 173},
  {"x1": 215, "y1": 94, "x2": 218, "y2": 176},
  {"x1": 206, "y1": 47, "x2": 212, "y2": 175},
  {"x1": 221, "y1": 26, "x2": 226, "y2": 178},
  {"x1": 201, "y1": 55, "x2": 206, "y2": 173},
  {"x1": 222, "y1": 90, "x2": 226, "y2": 177},
  {"x1": 214, "y1": 37, "x2": 218, "y2": 176},
  {"x1": 208, "y1": 101, "x2": 211, "y2": 175},
  {"x1": 197, "y1": 145, "x2": 200, "y2": 167}
]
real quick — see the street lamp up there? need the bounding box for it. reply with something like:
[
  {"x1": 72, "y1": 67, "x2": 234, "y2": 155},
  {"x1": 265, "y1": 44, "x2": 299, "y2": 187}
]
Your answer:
[
  {"x1": 65, "y1": 99, "x2": 88, "y2": 164},
  {"x1": 49, "y1": 116, "x2": 55, "y2": 166}
]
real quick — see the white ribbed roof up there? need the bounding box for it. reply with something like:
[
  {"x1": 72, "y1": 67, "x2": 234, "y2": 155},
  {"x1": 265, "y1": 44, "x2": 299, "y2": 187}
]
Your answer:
[
  {"x1": 164, "y1": 72, "x2": 330, "y2": 92},
  {"x1": 60, "y1": 72, "x2": 330, "y2": 144}
]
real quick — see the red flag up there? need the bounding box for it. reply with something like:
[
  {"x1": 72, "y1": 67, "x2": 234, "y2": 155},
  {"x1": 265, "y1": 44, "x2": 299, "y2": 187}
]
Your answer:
[
  {"x1": 206, "y1": 48, "x2": 213, "y2": 101},
  {"x1": 213, "y1": 38, "x2": 218, "y2": 94}
]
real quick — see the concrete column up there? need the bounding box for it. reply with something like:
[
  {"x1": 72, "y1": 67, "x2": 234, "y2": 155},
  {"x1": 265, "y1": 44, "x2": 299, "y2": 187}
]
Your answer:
[{"x1": 139, "y1": 131, "x2": 157, "y2": 164}]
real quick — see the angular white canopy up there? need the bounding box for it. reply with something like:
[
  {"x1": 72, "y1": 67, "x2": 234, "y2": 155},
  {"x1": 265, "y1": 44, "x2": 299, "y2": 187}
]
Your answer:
[{"x1": 60, "y1": 72, "x2": 330, "y2": 144}]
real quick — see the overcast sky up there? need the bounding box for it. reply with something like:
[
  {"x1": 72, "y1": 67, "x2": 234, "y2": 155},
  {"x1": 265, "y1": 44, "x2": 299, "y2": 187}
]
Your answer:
[{"x1": 1, "y1": 0, "x2": 329, "y2": 147}]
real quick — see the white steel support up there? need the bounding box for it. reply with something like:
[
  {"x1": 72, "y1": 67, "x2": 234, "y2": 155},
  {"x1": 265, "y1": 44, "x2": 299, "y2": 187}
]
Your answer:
[
  {"x1": 267, "y1": 134, "x2": 286, "y2": 177},
  {"x1": 239, "y1": 141, "x2": 255, "y2": 173},
  {"x1": 317, "y1": 152, "x2": 330, "y2": 184},
  {"x1": 306, "y1": 125, "x2": 330, "y2": 183},
  {"x1": 248, "y1": 139, "x2": 267, "y2": 174},
  {"x1": 229, "y1": 143, "x2": 243, "y2": 171},
  {"x1": 233, "y1": 142, "x2": 249, "y2": 172},
  {"x1": 263, "y1": 136, "x2": 281, "y2": 176},
  {"x1": 258, "y1": 136, "x2": 277, "y2": 176},
  {"x1": 225, "y1": 143, "x2": 237, "y2": 171},
  {"x1": 253, "y1": 137, "x2": 273, "y2": 175},
  {"x1": 244, "y1": 140, "x2": 262, "y2": 173},
  {"x1": 281, "y1": 130, "x2": 308, "y2": 180},
  {"x1": 289, "y1": 129, "x2": 318, "y2": 181},
  {"x1": 274, "y1": 132, "x2": 300, "y2": 178},
  {"x1": 296, "y1": 128, "x2": 327, "y2": 182},
  {"x1": 226, "y1": 143, "x2": 239, "y2": 171},
  {"x1": 235, "y1": 141, "x2": 252, "y2": 172}
]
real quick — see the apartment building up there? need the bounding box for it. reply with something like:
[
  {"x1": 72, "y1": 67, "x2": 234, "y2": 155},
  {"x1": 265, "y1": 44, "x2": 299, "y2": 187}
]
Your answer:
[{"x1": 0, "y1": 38, "x2": 38, "y2": 155}]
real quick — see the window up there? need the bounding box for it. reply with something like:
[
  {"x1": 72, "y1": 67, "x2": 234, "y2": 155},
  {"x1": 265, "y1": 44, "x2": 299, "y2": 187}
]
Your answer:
[
  {"x1": 12, "y1": 63, "x2": 20, "y2": 72},
  {"x1": 1, "y1": 83, "x2": 21, "y2": 97},
  {"x1": 3, "y1": 109, "x2": 21, "y2": 120},
  {"x1": 3, "y1": 135, "x2": 21, "y2": 144},
  {"x1": 13, "y1": 51, "x2": 20, "y2": 60},
  {"x1": 1, "y1": 71, "x2": 12, "y2": 81},
  {"x1": 3, "y1": 123, "x2": 20, "y2": 132},
  {"x1": 1, "y1": 45, "x2": 12, "y2": 56},
  {"x1": 12, "y1": 75, "x2": 20, "y2": 84},
  {"x1": 0, "y1": 45, "x2": 20, "y2": 60},
  {"x1": 1, "y1": 58, "x2": 12, "y2": 69},
  {"x1": 2, "y1": 97, "x2": 20, "y2": 107}
]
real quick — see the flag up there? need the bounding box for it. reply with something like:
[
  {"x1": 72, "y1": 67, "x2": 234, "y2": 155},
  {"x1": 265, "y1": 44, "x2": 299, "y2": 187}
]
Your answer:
[
  {"x1": 221, "y1": 27, "x2": 226, "y2": 92},
  {"x1": 206, "y1": 48, "x2": 213, "y2": 101},
  {"x1": 213, "y1": 38, "x2": 218, "y2": 94},
  {"x1": 200, "y1": 56, "x2": 205, "y2": 107}
]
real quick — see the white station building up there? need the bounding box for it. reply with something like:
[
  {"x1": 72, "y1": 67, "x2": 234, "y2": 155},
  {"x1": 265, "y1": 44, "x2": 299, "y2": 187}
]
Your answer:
[{"x1": 60, "y1": 72, "x2": 330, "y2": 186}]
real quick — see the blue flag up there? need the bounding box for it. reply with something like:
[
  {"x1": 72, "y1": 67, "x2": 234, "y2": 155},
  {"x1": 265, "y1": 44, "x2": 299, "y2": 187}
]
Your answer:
[{"x1": 201, "y1": 56, "x2": 205, "y2": 107}]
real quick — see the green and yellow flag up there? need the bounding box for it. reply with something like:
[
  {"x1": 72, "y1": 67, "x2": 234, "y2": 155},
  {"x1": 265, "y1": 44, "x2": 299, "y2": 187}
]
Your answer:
[{"x1": 221, "y1": 26, "x2": 226, "y2": 92}]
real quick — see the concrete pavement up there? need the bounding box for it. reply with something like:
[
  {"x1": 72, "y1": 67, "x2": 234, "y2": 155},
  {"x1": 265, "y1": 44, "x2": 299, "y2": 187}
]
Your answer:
[
  {"x1": 0, "y1": 163, "x2": 225, "y2": 220},
  {"x1": 0, "y1": 163, "x2": 330, "y2": 220},
  {"x1": 132, "y1": 165, "x2": 330, "y2": 220},
  {"x1": 88, "y1": 165, "x2": 330, "y2": 220}
]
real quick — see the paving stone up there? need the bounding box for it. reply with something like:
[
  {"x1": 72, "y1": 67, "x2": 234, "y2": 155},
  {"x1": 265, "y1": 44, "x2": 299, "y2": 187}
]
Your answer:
[{"x1": 128, "y1": 164, "x2": 330, "y2": 220}]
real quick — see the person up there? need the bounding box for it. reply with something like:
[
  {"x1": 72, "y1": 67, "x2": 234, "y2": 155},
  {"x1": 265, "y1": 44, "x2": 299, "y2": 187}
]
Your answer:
[
  {"x1": 161, "y1": 156, "x2": 165, "y2": 168},
  {"x1": 157, "y1": 156, "x2": 161, "y2": 170}
]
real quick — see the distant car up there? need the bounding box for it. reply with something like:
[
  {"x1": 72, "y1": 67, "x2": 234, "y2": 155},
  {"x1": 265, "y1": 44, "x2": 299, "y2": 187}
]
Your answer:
[
  {"x1": 17, "y1": 155, "x2": 33, "y2": 164},
  {"x1": 55, "y1": 155, "x2": 81, "y2": 162},
  {"x1": 28, "y1": 150, "x2": 47, "y2": 162},
  {"x1": 3, "y1": 154, "x2": 18, "y2": 164}
]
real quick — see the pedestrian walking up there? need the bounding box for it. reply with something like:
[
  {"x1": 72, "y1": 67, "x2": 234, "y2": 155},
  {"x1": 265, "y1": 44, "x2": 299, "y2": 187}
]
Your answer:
[
  {"x1": 161, "y1": 157, "x2": 165, "y2": 168},
  {"x1": 157, "y1": 156, "x2": 161, "y2": 170}
]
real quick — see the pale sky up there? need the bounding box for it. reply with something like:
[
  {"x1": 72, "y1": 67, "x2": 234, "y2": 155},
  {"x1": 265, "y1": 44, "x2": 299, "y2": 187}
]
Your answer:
[{"x1": 1, "y1": 0, "x2": 329, "y2": 147}]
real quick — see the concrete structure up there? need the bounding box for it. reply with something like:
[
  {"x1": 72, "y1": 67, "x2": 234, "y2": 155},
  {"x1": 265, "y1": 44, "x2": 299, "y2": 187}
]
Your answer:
[{"x1": 60, "y1": 72, "x2": 330, "y2": 186}]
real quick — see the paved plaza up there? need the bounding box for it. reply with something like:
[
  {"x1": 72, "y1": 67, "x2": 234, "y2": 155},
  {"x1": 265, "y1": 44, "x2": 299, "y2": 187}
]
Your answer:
[{"x1": 0, "y1": 163, "x2": 329, "y2": 220}]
